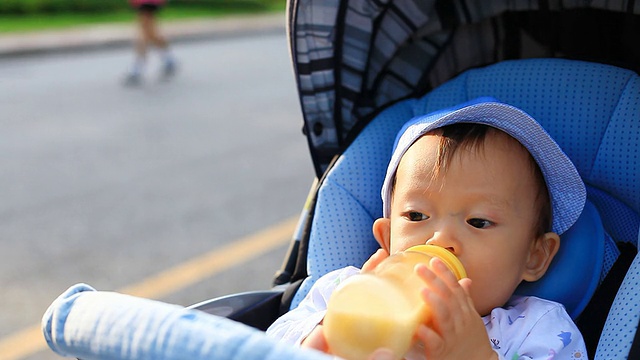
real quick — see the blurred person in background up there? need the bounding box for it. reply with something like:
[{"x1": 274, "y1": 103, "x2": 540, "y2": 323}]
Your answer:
[{"x1": 124, "y1": 0, "x2": 177, "y2": 85}]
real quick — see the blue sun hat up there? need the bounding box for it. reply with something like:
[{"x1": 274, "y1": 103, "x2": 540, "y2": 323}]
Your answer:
[{"x1": 381, "y1": 97, "x2": 586, "y2": 235}]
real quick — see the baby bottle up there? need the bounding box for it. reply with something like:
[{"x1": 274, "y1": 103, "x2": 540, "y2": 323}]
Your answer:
[{"x1": 323, "y1": 244, "x2": 466, "y2": 360}]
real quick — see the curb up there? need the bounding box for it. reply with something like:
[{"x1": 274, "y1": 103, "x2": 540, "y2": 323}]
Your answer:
[{"x1": 0, "y1": 13, "x2": 285, "y2": 58}]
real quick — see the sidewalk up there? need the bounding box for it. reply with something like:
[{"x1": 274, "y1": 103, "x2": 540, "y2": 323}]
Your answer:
[{"x1": 0, "y1": 12, "x2": 285, "y2": 57}]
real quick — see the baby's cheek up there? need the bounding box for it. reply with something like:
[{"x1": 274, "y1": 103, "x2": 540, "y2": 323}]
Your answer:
[{"x1": 465, "y1": 274, "x2": 499, "y2": 315}]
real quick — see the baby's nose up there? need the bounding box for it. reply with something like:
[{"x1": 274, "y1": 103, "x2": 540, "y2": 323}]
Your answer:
[{"x1": 425, "y1": 231, "x2": 458, "y2": 254}]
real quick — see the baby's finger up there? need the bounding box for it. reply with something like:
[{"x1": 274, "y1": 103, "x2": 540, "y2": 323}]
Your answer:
[
  {"x1": 366, "y1": 348, "x2": 396, "y2": 360},
  {"x1": 416, "y1": 324, "x2": 445, "y2": 359},
  {"x1": 459, "y1": 278, "x2": 473, "y2": 296},
  {"x1": 362, "y1": 248, "x2": 389, "y2": 272},
  {"x1": 429, "y1": 257, "x2": 459, "y2": 286},
  {"x1": 301, "y1": 325, "x2": 329, "y2": 352},
  {"x1": 417, "y1": 262, "x2": 467, "y2": 333},
  {"x1": 421, "y1": 285, "x2": 455, "y2": 335},
  {"x1": 458, "y1": 278, "x2": 477, "y2": 311},
  {"x1": 429, "y1": 258, "x2": 470, "y2": 310},
  {"x1": 415, "y1": 263, "x2": 452, "y2": 300}
]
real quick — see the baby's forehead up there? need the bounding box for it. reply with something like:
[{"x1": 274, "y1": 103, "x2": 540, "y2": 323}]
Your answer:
[
  {"x1": 394, "y1": 127, "x2": 538, "y2": 190},
  {"x1": 420, "y1": 125, "x2": 530, "y2": 156}
]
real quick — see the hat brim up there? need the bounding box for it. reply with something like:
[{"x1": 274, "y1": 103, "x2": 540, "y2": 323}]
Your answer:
[{"x1": 381, "y1": 99, "x2": 586, "y2": 235}]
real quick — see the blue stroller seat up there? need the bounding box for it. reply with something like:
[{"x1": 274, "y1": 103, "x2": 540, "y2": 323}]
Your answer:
[{"x1": 292, "y1": 58, "x2": 639, "y2": 358}]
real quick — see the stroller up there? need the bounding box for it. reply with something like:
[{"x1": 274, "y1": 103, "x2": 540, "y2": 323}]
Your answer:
[
  {"x1": 43, "y1": 1, "x2": 639, "y2": 359},
  {"x1": 193, "y1": 0, "x2": 640, "y2": 358}
]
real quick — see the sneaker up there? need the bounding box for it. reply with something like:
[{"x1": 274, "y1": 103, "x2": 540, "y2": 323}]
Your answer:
[
  {"x1": 162, "y1": 60, "x2": 177, "y2": 78},
  {"x1": 123, "y1": 72, "x2": 142, "y2": 86}
]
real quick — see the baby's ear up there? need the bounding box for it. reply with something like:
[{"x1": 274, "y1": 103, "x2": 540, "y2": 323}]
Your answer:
[
  {"x1": 372, "y1": 218, "x2": 391, "y2": 253},
  {"x1": 522, "y1": 232, "x2": 560, "y2": 282}
]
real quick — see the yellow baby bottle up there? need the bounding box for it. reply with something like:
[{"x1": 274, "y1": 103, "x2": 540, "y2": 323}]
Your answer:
[{"x1": 323, "y1": 244, "x2": 466, "y2": 360}]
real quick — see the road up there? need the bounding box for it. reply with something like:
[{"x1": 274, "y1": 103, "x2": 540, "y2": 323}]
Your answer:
[{"x1": 0, "y1": 31, "x2": 314, "y2": 359}]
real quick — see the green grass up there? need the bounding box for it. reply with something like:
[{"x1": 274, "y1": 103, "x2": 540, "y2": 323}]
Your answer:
[
  {"x1": 0, "y1": 5, "x2": 283, "y2": 33},
  {"x1": 0, "y1": 11, "x2": 132, "y2": 33}
]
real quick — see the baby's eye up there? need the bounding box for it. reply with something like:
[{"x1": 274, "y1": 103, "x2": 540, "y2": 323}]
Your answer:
[
  {"x1": 467, "y1": 218, "x2": 493, "y2": 229},
  {"x1": 405, "y1": 212, "x2": 428, "y2": 221}
]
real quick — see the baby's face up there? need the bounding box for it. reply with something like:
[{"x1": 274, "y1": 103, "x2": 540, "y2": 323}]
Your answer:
[{"x1": 387, "y1": 130, "x2": 543, "y2": 316}]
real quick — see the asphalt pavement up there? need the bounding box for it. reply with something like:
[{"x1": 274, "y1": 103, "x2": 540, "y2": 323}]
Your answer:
[
  {"x1": 0, "y1": 12, "x2": 285, "y2": 57},
  {"x1": 0, "y1": 14, "x2": 310, "y2": 360}
]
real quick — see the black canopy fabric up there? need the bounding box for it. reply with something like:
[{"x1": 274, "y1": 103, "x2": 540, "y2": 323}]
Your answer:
[{"x1": 287, "y1": 0, "x2": 640, "y2": 176}]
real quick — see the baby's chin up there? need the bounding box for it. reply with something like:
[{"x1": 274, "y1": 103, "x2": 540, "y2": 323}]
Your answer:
[
  {"x1": 470, "y1": 283, "x2": 518, "y2": 317},
  {"x1": 473, "y1": 297, "x2": 511, "y2": 317}
]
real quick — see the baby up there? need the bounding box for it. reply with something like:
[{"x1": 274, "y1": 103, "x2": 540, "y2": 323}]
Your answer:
[{"x1": 267, "y1": 98, "x2": 588, "y2": 359}]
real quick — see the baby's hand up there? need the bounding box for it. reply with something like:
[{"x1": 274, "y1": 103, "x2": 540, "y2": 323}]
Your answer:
[
  {"x1": 414, "y1": 258, "x2": 497, "y2": 360},
  {"x1": 361, "y1": 248, "x2": 390, "y2": 273},
  {"x1": 301, "y1": 323, "x2": 329, "y2": 353}
]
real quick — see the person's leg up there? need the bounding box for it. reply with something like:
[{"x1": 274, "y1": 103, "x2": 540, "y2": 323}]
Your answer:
[
  {"x1": 125, "y1": 9, "x2": 152, "y2": 85},
  {"x1": 142, "y1": 8, "x2": 177, "y2": 77},
  {"x1": 142, "y1": 10, "x2": 168, "y2": 49}
]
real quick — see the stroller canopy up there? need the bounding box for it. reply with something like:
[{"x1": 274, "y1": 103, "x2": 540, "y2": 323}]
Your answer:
[{"x1": 287, "y1": 0, "x2": 640, "y2": 176}]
